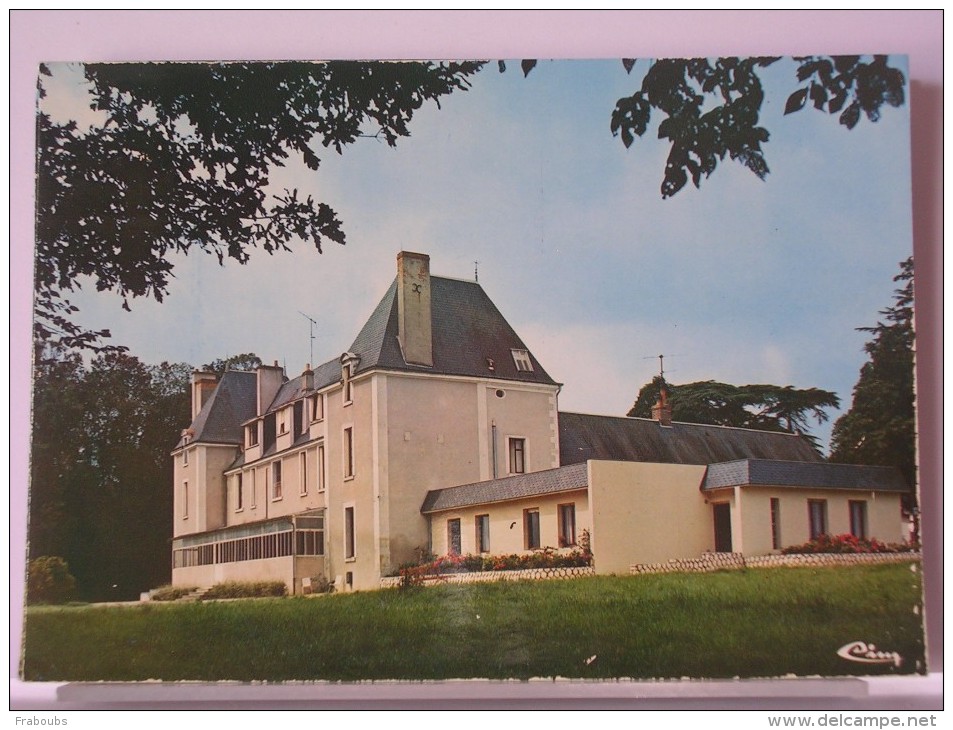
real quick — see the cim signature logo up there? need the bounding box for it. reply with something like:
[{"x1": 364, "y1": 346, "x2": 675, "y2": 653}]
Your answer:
[{"x1": 836, "y1": 640, "x2": 903, "y2": 668}]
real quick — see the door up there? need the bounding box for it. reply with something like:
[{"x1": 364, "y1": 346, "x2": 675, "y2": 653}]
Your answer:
[
  {"x1": 447, "y1": 518, "x2": 462, "y2": 555},
  {"x1": 713, "y1": 503, "x2": 733, "y2": 553}
]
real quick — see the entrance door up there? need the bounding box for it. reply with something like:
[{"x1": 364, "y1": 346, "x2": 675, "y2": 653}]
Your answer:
[
  {"x1": 713, "y1": 503, "x2": 733, "y2": 553},
  {"x1": 447, "y1": 518, "x2": 462, "y2": 555}
]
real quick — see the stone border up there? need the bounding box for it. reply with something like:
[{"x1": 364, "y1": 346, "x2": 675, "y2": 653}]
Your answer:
[
  {"x1": 630, "y1": 551, "x2": 921, "y2": 575},
  {"x1": 380, "y1": 565, "x2": 594, "y2": 589}
]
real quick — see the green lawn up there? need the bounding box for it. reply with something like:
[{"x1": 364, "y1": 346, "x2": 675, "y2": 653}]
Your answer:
[{"x1": 21, "y1": 563, "x2": 925, "y2": 682}]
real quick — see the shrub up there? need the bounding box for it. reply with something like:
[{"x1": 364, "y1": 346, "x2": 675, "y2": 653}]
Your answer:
[
  {"x1": 305, "y1": 575, "x2": 334, "y2": 595},
  {"x1": 202, "y1": 581, "x2": 287, "y2": 600},
  {"x1": 781, "y1": 533, "x2": 916, "y2": 555},
  {"x1": 27, "y1": 556, "x2": 77, "y2": 604},
  {"x1": 150, "y1": 585, "x2": 198, "y2": 602}
]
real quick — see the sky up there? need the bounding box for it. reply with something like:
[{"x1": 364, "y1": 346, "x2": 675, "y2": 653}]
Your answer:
[{"x1": 40, "y1": 56, "x2": 914, "y2": 453}]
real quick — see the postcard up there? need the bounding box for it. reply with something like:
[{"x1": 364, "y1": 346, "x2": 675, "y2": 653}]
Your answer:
[{"x1": 13, "y1": 14, "x2": 940, "y2": 710}]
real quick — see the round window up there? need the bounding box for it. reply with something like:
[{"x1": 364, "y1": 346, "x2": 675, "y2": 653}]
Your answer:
[{"x1": 495, "y1": 389, "x2": 506, "y2": 398}]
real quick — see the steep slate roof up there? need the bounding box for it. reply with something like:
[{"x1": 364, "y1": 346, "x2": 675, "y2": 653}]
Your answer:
[
  {"x1": 703, "y1": 459, "x2": 909, "y2": 492},
  {"x1": 177, "y1": 371, "x2": 257, "y2": 448},
  {"x1": 558, "y1": 412, "x2": 823, "y2": 467},
  {"x1": 347, "y1": 276, "x2": 557, "y2": 385},
  {"x1": 311, "y1": 358, "x2": 344, "y2": 393},
  {"x1": 265, "y1": 373, "x2": 311, "y2": 413},
  {"x1": 421, "y1": 463, "x2": 588, "y2": 514}
]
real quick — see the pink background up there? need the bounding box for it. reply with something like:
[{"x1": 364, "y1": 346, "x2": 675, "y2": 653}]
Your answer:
[{"x1": 9, "y1": 10, "x2": 943, "y2": 709}]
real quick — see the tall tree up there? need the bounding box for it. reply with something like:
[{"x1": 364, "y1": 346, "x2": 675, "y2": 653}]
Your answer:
[
  {"x1": 29, "y1": 351, "x2": 191, "y2": 600},
  {"x1": 203, "y1": 353, "x2": 263, "y2": 375},
  {"x1": 829, "y1": 258, "x2": 915, "y2": 487},
  {"x1": 628, "y1": 377, "x2": 839, "y2": 450}
]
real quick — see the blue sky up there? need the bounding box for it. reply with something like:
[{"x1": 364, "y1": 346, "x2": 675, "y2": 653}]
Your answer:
[{"x1": 45, "y1": 57, "x2": 913, "y2": 452}]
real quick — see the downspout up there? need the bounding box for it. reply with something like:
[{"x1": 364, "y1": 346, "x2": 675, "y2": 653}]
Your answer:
[
  {"x1": 491, "y1": 420, "x2": 498, "y2": 479},
  {"x1": 291, "y1": 514, "x2": 297, "y2": 596}
]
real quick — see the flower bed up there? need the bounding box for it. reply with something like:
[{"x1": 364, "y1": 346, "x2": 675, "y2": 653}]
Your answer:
[
  {"x1": 780, "y1": 533, "x2": 916, "y2": 555},
  {"x1": 396, "y1": 546, "x2": 592, "y2": 589}
]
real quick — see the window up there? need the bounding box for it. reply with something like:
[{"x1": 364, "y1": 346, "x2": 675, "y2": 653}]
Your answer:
[
  {"x1": 476, "y1": 514, "x2": 490, "y2": 553},
  {"x1": 295, "y1": 515, "x2": 325, "y2": 557},
  {"x1": 293, "y1": 400, "x2": 304, "y2": 440},
  {"x1": 508, "y1": 438, "x2": 526, "y2": 474},
  {"x1": 342, "y1": 363, "x2": 353, "y2": 405},
  {"x1": 249, "y1": 469, "x2": 256, "y2": 509},
  {"x1": 263, "y1": 414, "x2": 276, "y2": 452},
  {"x1": 272, "y1": 460, "x2": 282, "y2": 500},
  {"x1": 310, "y1": 393, "x2": 324, "y2": 422},
  {"x1": 447, "y1": 518, "x2": 462, "y2": 556},
  {"x1": 770, "y1": 498, "x2": 781, "y2": 549},
  {"x1": 524, "y1": 508, "x2": 540, "y2": 550},
  {"x1": 182, "y1": 481, "x2": 189, "y2": 519},
  {"x1": 317, "y1": 445, "x2": 326, "y2": 492},
  {"x1": 246, "y1": 423, "x2": 259, "y2": 447},
  {"x1": 343, "y1": 427, "x2": 354, "y2": 479},
  {"x1": 344, "y1": 506, "x2": 356, "y2": 560},
  {"x1": 558, "y1": 503, "x2": 576, "y2": 547},
  {"x1": 236, "y1": 473, "x2": 243, "y2": 511},
  {"x1": 299, "y1": 452, "x2": 308, "y2": 496},
  {"x1": 511, "y1": 348, "x2": 533, "y2": 372},
  {"x1": 182, "y1": 448, "x2": 189, "y2": 466},
  {"x1": 808, "y1": 499, "x2": 828, "y2": 540},
  {"x1": 849, "y1": 500, "x2": 868, "y2": 539},
  {"x1": 279, "y1": 410, "x2": 287, "y2": 435}
]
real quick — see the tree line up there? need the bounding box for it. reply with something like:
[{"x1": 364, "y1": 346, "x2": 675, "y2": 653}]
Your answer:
[{"x1": 28, "y1": 351, "x2": 263, "y2": 601}]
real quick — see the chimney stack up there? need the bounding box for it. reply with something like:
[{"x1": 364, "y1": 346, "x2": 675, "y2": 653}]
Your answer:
[
  {"x1": 256, "y1": 362, "x2": 285, "y2": 415},
  {"x1": 396, "y1": 251, "x2": 433, "y2": 367},
  {"x1": 191, "y1": 371, "x2": 219, "y2": 420},
  {"x1": 652, "y1": 386, "x2": 673, "y2": 427}
]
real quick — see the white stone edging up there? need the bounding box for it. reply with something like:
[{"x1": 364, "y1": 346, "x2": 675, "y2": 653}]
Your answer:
[{"x1": 630, "y1": 551, "x2": 921, "y2": 575}]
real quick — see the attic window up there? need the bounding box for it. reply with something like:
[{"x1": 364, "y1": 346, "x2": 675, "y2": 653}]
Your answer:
[{"x1": 511, "y1": 349, "x2": 533, "y2": 373}]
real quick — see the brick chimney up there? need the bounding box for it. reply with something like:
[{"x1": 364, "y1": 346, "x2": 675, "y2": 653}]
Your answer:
[
  {"x1": 652, "y1": 386, "x2": 673, "y2": 427},
  {"x1": 396, "y1": 251, "x2": 433, "y2": 367},
  {"x1": 191, "y1": 371, "x2": 219, "y2": 420},
  {"x1": 302, "y1": 363, "x2": 314, "y2": 391}
]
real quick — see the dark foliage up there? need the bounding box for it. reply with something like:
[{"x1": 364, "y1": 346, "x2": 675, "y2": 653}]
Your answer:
[
  {"x1": 202, "y1": 353, "x2": 263, "y2": 375},
  {"x1": 27, "y1": 556, "x2": 77, "y2": 604},
  {"x1": 607, "y1": 55, "x2": 905, "y2": 198},
  {"x1": 830, "y1": 258, "x2": 916, "y2": 495},
  {"x1": 34, "y1": 60, "x2": 484, "y2": 354},
  {"x1": 628, "y1": 376, "x2": 839, "y2": 450},
  {"x1": 29, "y1": 350, "x2": 191, "y2": 601}
]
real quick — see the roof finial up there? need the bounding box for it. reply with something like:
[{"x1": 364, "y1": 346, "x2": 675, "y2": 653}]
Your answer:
[{"x1": 474, "y1": 260, "x2": 480, "y2": 282}]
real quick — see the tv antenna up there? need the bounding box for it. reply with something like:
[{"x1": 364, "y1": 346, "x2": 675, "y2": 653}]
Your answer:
[
  {"x1": 299, "y1": 311, "x2": 318, "y2": 367},
  {"x1": 642, "y1": 353, "x2": 682, "y2": 383}
]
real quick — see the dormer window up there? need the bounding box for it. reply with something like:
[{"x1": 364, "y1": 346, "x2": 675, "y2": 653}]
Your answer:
[
  {"x1": 246, "y1": 422, "x2": 259, "y2": 447},
  {"x1": 511, "y1": 349, "x2": 533, "y2": 373},
  {"x1": 342, "y1": 366, "x2": 352, "y2": 404},
  {"x1": 310, "y1": 393, "x2": 324, "y2": 422},
  {"x1": 293, "y1": 400, "x2": 305, "y2": 440},
  {"x1": 340, "y1": 352, "x2": 359, "y2": 406}
]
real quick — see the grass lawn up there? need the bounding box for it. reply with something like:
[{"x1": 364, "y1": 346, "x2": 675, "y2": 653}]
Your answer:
[{"x1": 21, "y1": 563, "x2": 925, "y2": 682}]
